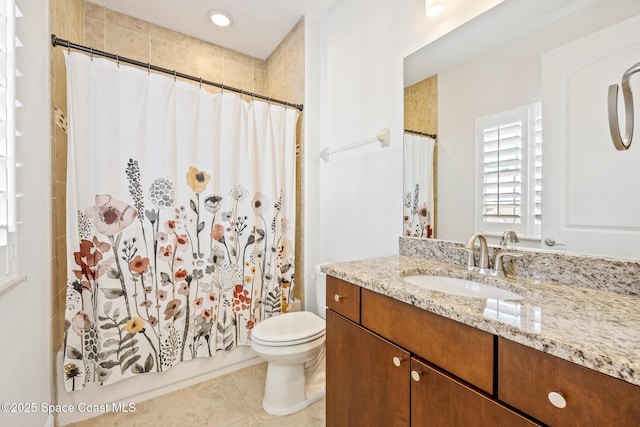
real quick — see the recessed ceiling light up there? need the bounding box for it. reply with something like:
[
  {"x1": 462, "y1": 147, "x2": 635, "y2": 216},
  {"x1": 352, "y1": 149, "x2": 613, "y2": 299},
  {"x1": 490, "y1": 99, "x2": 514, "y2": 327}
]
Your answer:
[
  {"x1": 208, "y1": 10, "x2": 233, "y2": 27},
  {"x1": 425, "y1": 0, "x2": 444, "y2": 18}
]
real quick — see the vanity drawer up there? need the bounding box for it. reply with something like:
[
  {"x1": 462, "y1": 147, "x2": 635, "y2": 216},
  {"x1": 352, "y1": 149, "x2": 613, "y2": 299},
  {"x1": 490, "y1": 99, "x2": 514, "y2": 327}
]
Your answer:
[
  {"x1": 326, "y1": 275, "x2": 360, "y2": 323},
  {"x1": 498, "y1": 338, "x2": 640, "y2": 427},
  {"x1": 361, "y1": 288, "x2": 494, "y2": 394}
]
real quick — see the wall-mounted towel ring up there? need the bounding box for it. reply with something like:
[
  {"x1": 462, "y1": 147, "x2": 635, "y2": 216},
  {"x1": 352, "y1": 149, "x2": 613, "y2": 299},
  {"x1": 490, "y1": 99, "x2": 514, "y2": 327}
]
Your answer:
[{"x1": 608, "y1": 60, "x2": 640, "y2": 150}]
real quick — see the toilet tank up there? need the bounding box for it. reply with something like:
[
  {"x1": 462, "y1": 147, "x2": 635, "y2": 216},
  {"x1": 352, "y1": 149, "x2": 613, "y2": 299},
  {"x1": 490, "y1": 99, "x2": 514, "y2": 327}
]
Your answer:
[{"x1": 314, "y1": 264, "x2": 327, "y2": 319}]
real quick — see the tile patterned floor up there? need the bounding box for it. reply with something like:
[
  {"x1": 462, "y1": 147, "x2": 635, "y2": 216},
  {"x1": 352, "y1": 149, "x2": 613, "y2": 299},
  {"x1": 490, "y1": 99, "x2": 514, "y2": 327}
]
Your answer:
[{"x1": 65, "y1": 363, "x2": 326, "y2": 426}]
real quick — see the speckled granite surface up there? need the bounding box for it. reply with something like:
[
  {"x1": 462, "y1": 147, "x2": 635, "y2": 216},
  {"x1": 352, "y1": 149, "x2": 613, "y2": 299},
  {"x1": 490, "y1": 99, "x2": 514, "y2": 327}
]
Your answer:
[
  {"x1": 400, "y1": 236, "x2": 640, "y2": 295},
  {"x1": 322, "y1": 255, "x2": 640, "y2": 387}
]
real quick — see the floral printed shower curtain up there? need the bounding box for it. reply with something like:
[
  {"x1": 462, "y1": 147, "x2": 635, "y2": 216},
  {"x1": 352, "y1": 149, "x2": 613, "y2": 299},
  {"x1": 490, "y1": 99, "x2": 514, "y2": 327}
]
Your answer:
[
  {"x1": 403, "y1": 133, "x2": 435, "y2": 238},
  {"x1": 62, "y1": 52, "x2": 299, "y2": 391}
]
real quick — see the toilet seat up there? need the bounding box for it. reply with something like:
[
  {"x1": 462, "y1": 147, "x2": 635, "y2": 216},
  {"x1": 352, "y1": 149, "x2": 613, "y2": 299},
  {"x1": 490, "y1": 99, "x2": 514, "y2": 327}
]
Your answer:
[
  {"x1": 251, "y1": 311, "x2": 326, "y2": 346},
  {"x1": 251, "y1": 329, "x2": 326, "y2": 347}
]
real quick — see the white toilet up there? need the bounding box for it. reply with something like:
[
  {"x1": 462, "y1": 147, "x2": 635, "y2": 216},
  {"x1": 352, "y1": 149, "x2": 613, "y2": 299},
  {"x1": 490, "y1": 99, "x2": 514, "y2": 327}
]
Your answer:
[{"x1": 250, "y1": 265, "x2": 327, "y2": 416}]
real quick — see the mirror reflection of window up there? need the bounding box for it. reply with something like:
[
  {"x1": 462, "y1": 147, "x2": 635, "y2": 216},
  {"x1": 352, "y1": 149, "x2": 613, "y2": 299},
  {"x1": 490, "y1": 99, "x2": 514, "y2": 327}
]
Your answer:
[{"x1": 475, "y1": 102, "x2": 542, "y2": 238}]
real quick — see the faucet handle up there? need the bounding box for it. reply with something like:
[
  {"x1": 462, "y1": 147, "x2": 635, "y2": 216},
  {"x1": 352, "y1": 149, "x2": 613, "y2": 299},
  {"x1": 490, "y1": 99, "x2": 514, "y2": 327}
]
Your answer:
[
  {"x1": 454, "y1": 247, "x2": 475, "y2": 270},
  {"x1": 492, "y1": 251, "x2": 524, "y2": 276}
]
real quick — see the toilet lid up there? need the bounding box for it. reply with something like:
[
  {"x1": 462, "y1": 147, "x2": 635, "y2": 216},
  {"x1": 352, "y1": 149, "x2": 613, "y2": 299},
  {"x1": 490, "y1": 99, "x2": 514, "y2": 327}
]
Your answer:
[{"x1": 251, "y1": 311, "x2": 326, "y2": 343}]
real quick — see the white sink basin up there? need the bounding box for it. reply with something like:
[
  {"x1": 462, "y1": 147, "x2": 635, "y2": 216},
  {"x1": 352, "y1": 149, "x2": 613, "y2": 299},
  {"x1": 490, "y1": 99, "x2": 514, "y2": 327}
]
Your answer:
[{"x1": 403, "y1": 275, "x2": 523, "y2": 300}]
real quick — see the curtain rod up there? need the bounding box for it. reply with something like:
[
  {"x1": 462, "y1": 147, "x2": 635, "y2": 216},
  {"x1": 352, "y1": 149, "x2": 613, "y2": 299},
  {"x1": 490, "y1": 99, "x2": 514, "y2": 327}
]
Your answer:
[
  {"x1": 51, "y1": 34, "x2": 304, "y2": 112},
  {"x1": 404, "y1": 129, "x2": 437, "y2": 139}
]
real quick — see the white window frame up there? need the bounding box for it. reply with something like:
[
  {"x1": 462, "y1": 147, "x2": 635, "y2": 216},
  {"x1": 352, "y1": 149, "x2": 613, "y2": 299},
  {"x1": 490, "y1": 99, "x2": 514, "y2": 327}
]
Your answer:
[
  {"x1": 475, "y1": 102, "x2": 541, "y2": 239},
  {"x1": 0, "y1": 0, "x2": 23, "y2": 293}
]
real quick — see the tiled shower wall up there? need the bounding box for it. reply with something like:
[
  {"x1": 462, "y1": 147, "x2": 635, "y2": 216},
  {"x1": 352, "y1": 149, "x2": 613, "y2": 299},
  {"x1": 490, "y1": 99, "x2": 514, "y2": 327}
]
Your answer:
[
  {"x1": 404, "y1": 75, "x2": 438, "y2": 236},
  {"x1": 50, "y1": 0, "x2": 84, "y2": 409},
  {"x1": 404, "y1": 75, "x2": 437, "y2": 134},
  {"x1": 50, "y1": 0, "x2": 305, "y2": 391}
]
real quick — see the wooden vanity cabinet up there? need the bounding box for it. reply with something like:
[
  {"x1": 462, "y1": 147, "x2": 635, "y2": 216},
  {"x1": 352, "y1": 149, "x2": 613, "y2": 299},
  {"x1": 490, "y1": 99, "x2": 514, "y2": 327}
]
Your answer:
[
  {"x1": 326, "y1": 275, "x2": 539, "y2": 426},
  {"x1": 499, "y1": 338, "x2": 640, "y2": 427},
  {"x1": 326, "y1": 274, "x2": 640, "y2": 426}
]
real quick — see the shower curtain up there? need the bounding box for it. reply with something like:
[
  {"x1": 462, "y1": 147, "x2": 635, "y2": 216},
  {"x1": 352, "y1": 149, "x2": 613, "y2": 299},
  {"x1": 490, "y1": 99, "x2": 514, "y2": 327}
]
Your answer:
[
  {"x1": 62, "y1": 52, "x2": 299, "y2": 391},
  {"x1": 403, "y1": 133, "x2": 435, "y2": 238}
]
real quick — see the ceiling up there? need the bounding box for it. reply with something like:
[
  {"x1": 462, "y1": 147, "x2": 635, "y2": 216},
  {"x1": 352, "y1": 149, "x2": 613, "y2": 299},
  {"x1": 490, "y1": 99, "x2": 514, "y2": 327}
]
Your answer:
[{"x1": 90, "y1": 0, "x2": 343, "y2": 60}]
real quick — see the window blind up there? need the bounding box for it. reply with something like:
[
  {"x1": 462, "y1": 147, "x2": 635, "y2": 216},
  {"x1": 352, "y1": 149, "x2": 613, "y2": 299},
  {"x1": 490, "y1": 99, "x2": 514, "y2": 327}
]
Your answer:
[
  {"x1": 0, "y1": 0, "x2": 21, "y2": 278},
  {"x1": 482, "y1": 120, "x2": 523, "y2": 224},
  {"x1": 476, "y1": 102, "x2": 541, "y2": 238},
  {"x1": 533, "y1": 115, "x2": 542, "y2": 225}
]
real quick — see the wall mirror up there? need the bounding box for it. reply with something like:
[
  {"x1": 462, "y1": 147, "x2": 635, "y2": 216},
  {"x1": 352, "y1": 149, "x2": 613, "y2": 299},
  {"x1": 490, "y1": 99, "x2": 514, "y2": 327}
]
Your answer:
[{"x1": 403, "y1": 0, "x2": 640, "y2": 260}]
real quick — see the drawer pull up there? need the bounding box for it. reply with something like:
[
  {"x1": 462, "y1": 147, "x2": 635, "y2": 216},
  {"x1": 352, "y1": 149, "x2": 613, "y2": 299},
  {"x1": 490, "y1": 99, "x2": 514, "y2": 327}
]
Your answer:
[
  {"x1": 411, "y1": 370, "x2": 422, "y2": 382},
  {"x1": 334, "y1": 294, "x2": 343, "y2": 302},
  {"x1": 548, "y1": 391, "x2": 567, "y2": 409},
  {"x1": 392, "y1": 356, "x2": 404, "y2": 367}
]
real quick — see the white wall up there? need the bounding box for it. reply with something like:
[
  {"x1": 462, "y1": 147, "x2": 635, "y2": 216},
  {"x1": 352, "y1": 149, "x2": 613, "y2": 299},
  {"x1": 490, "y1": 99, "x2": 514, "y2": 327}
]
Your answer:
[
  {"x1": 0, "y1": 1, "x2": 52, "y2": 427},
  {"x1": 312, "y1": 0, "x2": 506, "y2": 267}
]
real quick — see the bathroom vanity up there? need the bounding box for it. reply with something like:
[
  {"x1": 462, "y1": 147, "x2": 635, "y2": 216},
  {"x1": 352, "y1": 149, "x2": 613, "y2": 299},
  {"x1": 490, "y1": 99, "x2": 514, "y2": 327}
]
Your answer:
[{"x1": 324, "y1": 254, "x2": 640, "y2": 426}]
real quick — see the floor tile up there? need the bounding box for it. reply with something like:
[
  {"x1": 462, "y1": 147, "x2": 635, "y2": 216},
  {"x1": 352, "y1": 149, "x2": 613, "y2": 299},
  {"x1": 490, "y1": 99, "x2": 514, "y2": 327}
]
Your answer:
[{"x1": 64, "y1": 362, "x2": 325, "y2": 427}]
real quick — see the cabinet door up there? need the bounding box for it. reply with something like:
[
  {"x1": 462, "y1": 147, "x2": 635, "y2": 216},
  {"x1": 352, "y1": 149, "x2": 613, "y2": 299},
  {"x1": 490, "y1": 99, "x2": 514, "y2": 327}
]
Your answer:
[
  {"x1": 499, "y1": 338, "x2": 640, "y2": 427},
  {"x1": 326, "y1": 310, "x2": 410, "y2": 427},
  {"x1": 411, "y1": 358, "x2": 539, "y2": 427}
]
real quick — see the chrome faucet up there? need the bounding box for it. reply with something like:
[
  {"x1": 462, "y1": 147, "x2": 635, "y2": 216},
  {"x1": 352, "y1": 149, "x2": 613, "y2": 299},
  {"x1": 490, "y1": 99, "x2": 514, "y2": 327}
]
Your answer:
[
  {"x1": 456, "y1": 232, "x2": 524, "y2": 277},
  {"x1": 492, "y1": 250, "x2": 523, "y2": 276},
  {"x1": 500, "y1": 230, "x2": 519, "y2": 247},
  {"x1": 465, "y1": 232, "x2": 490, "y2": 274}
]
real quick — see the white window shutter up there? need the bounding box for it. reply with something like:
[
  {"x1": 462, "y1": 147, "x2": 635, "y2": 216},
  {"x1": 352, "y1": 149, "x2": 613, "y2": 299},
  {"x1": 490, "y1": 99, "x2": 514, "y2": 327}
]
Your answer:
[
  {"x1": 481, "y1": 119, "x2": 523, "y2": 225},
  {"x1": 0, "y1": 0, "x2": 21, "y2": 279},
  {"x1": 476, "y1": 103, "x2": 541, "y2": 238}
]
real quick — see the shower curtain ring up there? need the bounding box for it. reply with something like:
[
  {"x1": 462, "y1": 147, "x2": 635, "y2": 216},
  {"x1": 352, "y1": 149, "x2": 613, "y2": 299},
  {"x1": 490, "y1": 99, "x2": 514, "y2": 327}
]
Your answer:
[
  {"x1": 67, "y1": 41, "x2": 71, "y2": 54},
  {"x1": 116, "y1": 54, "x2": 120, "y2": 67},
  {"x1": 173, "y1": 70, "x2": 177, "y2": 81},
  {"x1": 199, "y1": 77, "x2": 203, "y2": 89},
  {"x1": 90, "y1": 47, "x2": 94, "y2": 61},
  {"x1": 221, "y1": 83, "x2": 225, "y2": 94},
  {"x1": 147, "y1": 62, "x2": 151, "y2": 75}
]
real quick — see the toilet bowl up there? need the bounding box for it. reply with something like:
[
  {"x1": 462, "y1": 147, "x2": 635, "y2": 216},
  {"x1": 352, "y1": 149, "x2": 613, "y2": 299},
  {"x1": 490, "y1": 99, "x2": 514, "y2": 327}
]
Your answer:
[{"x1": 249, "y1": 265, "x2": 327, "y2": 416}]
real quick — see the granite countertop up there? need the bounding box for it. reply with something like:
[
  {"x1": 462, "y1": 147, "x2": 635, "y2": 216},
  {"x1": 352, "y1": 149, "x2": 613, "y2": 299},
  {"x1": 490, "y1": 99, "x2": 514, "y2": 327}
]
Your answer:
[{"x1": 322, "y1": 255, "x2": 640, "y2": 387}]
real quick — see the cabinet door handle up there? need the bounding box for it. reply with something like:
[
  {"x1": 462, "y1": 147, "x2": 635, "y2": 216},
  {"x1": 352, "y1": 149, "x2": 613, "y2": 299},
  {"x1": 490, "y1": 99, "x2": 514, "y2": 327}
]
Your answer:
[
  {"x1": 392, "y1": 356, "x2": 404, "y2": 367},
  {"x1": 548, "y1": 391, "x2": 567, "y2": 409},
  {"x1": 334, "y1": 294, "x2": 343, "y2": 302},
  {"x1": 411, "y1": 370, "x2": 422, "y2": 382}
]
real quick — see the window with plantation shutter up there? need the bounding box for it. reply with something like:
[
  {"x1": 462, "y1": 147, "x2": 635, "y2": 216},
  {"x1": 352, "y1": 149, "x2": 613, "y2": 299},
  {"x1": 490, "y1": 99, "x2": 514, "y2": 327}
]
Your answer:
[
  {"x1": 476, "y1": 102, "x2": 541, "y2": 238},
  {"x1": 0, "y1": 0, "x2": 21, "y2": 288},
  {"x1": 533, "y1": 113, "x2": 542, "y2": 229}
]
